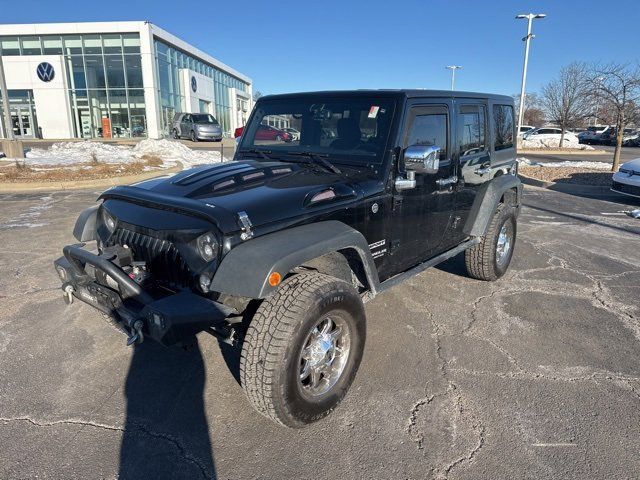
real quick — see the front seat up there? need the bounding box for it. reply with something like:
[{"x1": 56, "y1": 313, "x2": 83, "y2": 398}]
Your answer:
[{"x1": 331, "y1": 118, "x2": 361, "y2": 150}]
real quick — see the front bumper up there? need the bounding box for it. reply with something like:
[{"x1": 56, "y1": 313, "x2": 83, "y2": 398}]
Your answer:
[
  {"x1": 54, "y1": 244, "x2": 234, "y2": 346},
  {"x1": 611, "y1": 175, "x2": 640, "y2": 199},
  {"x1": 196, "y1": 131, "x2": 223, "y2": 141}
]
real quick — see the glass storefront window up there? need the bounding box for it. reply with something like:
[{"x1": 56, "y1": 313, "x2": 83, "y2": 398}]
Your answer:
[
  {"x1": 102, "y1": 34, "x2": 122, "y2": 55},
  {"x1": 64, "y1": 36, "x2": 83, "y2": 55},
  {"x1": 21, "y1": 37, "x2": 42, "y2": 55},
  {"x1": 42, "y1": 36, "x2": 63, "y2": 54},
  {"x1": 83, "y1": 35, "x2": 102, "y2": 55},
  {"x1": 105, "y1": 55, "x2": 126, "y2": 88},
  {"x1": 84, "y1": 55, "x2": 106, "y2": 89},
  {"x1": 68, "y1": 55, "x2": 87, "y2": 89},
  {"x1": 123, "y1": 34, "x2": 140, "y2": 54},
  {"x1": 0, "y1": 37, "x2": 20, "y2": 55},
  {"x1": 124, "y1": 55, "x2": 143, "y2": 88}
]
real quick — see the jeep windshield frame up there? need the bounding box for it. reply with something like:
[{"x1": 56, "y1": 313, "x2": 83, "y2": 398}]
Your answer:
[{"x1": 238, "y1": 95, "x2": 399, "y2": 166}]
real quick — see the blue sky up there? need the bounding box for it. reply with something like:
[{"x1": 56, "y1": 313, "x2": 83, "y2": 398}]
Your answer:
[{"x1": 3, "y1": 0, "x2": 639, "y2": 96}]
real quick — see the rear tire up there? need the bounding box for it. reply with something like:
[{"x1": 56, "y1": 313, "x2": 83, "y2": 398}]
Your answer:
[
  {"x1": 172, "y1": 129, "x2": 180, "y2": 139},
  {"x1": 465, "y1": 204, "x2": 517, "y2": 281},
  {"x1": 240, "y1": 272, "x2": 366, "y2": 428}
]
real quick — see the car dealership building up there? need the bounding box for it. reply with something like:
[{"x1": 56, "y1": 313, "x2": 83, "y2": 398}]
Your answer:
[{"x1": 0, "y1": 21, "x2": 252, "y2": 140}]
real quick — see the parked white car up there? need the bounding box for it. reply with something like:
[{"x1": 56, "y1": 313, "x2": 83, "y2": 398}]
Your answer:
[
  {"x1": 612, "y1": 157, "x2": 640, "y2": 199},
  {"x1": 523, "y1": 127, "x2": 580, "y2": 147},
  {"x1": 518, "y1": 125, "x2": 534, "y2": 136},
  {"x1": 578, "y1": 125, "x2": 611, "y2": 144}
]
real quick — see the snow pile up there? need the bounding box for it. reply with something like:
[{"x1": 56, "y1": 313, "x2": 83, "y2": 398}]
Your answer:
[
  {"x1": 132, "y1": 139, "x2": 222, "y2": 168},
  {"x1": 518, "y1": 157, "x2": 613, "y2": 170},
  {"x1": 25, "y1": 141, "x2": 132, "y2": 165},
  {"x1": 19, "y1": 139, "x2": 225, "y2": 169},
  {"x1": 522, "y1": 136, "x2": 594, "y2": 150}
]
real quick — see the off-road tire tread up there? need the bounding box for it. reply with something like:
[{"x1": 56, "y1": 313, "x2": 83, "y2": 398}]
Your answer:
[
  {"x1": 464, "y1": 204, "x2": 515, "y2": 281},
  {"x1": 240, "y1": 272, "x2": 352, "y2": 427}
]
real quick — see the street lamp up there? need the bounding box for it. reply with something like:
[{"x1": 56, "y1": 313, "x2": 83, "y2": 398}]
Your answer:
[
  {"x1": 446, "y1": 65, "x2": 462, "y2": 91},
  {"x1": 515, "y1": 13, "x2": 545, "y2": 132}
]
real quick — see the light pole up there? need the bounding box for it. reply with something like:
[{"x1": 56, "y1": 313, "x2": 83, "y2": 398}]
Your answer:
[
  {"x1": 515, "y1": 13, "x2": 545, "y2": 132},
  {"x1": 0, "y1": 54, "x2": 14, "y2": 140},
  {"x1": 446, "y1": 65, "x2": 462, "y2": 91}
]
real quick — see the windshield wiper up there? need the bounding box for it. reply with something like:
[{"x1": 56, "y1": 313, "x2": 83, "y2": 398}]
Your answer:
[
  {"x1": 285, "y1": 151, "x2": 342, "y2": 175},
  {"x1": 239, "y1": 148, "x2": 273, "y2": 161}
]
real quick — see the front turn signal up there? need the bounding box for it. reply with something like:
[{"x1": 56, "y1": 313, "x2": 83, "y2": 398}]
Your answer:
[{"x1": 268, "y1": 272, "x2": 282, "y2": 287}]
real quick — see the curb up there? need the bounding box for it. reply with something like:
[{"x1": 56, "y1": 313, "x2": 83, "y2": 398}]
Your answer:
[
  {"x1": 518, "y1": 149, "x2": 608, "y2": 155},
  {"x1": 519, "y1": 173, "x2": 613, "y2": 195},
  {"x1": 0, "y1": 163, "x2": 183, "y2": 193}
]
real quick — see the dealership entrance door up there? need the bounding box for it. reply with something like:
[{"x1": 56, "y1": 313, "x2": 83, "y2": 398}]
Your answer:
[
  {"x1": 1, "y1": 90, "x2": 39, "y2": 139},
  {"x1": 11, "y1": 106, "x2": 36, "y2": 138}
]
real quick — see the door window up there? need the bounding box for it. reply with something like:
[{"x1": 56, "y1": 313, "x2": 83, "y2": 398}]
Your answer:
[
  {"x1": 405, "y1": 108, "x2": 448, "y2": 160},
  {"x1": 458, "y1": 105, "x2": 486, "y2": 157}
]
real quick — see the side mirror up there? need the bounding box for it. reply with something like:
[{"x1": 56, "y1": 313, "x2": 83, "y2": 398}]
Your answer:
[{"x1": 404, "y1": 145, "x2": 441, "y2": 174}]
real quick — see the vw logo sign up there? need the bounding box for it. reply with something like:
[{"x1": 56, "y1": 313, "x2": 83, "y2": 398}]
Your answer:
[
  {"x1": 36, "y1": 62, "x2": 55, "y2": 82},
  {"x1": 191, "y1": 76, "x2": 197, "y2": 93}
]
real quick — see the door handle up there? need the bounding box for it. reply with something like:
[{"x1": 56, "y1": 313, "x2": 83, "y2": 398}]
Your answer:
[{"x1": 436, "y1": 175, "x2": 458, "y2": 188}]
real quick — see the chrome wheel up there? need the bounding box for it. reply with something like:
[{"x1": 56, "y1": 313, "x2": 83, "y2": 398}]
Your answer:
[
  {"x1": 298, "y1": 315, "x2": 351, "y2": 397},
  {"x1": 496, "y1": 222, "x2": 513, "y2": 268}
]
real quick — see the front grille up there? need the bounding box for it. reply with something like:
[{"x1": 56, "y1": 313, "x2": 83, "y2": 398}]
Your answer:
[
  {"x1": 108, "y1": 228, "x2": 193, "y2": 289},
  {"x1": 612, "y1": 180, "x2": 640, "y2": 197}
]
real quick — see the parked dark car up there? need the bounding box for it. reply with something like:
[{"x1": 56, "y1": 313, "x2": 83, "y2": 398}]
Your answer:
[
  {"x1": 55, "y1": 90, "x2": 521, "y2": 428},
  {"x1": 172, "y1": 113, "x2": 223, "y2": 142}
]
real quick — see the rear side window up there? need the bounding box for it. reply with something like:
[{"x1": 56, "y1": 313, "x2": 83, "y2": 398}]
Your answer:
[
  {"x1": 458, "y1": 105, "x2": 486, "y2": 157},
  {"x1": 493, "y1": 105, "x2": 514, "y2": 151}
]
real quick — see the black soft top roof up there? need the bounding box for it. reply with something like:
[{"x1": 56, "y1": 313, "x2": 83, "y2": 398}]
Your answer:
[{"x1": 259, "y1": 89, "x2": 513, "y2": 104}]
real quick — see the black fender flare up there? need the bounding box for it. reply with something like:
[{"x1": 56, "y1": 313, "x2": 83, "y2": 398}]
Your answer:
[
  {"x1": 73, "y1": 204, "x2": 99, "y2": 242},
  {"x1": 209, "y1": 221, "x2": 380, "y2": 299},
  {"x1": 463, "y1": 174, "x2": 522, "y2": 237}
]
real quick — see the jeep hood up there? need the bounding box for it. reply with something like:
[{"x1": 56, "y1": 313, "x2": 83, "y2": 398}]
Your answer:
[{"x1": 100, "y1": 160, "x2": 364, "y2": 234}]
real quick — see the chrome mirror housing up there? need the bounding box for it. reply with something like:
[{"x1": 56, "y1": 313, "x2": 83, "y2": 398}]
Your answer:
[{"x1": 404, "y1": 145, "x2": 441, "y2": 174}]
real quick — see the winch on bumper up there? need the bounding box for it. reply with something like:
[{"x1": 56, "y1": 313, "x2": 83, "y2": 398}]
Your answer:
[{"x1": 54, "y1": 244, "x2": 235, "y2": 347}]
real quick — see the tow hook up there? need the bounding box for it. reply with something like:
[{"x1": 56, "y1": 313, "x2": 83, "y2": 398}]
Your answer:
[
  {"x1": 126, "y1": 320, "x2": 145, "y2": 346},
  {"x1": 63, "y1": 284, "x2": 75, "y2": 305}
]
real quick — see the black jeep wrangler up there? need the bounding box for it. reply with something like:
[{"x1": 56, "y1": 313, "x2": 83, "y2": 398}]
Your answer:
[{"x1": 55, "y1": 90, "x2": 521, "y2": 427}]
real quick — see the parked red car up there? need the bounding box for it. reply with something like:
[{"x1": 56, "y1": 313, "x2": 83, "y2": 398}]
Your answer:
[{"x1": 234, "y1": 124, "x2": 292, "y2": 142}]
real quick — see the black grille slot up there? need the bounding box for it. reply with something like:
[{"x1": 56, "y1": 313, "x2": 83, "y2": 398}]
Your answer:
[{"x1": 109, "y1": 228, "x2": 193, "y2": 289}]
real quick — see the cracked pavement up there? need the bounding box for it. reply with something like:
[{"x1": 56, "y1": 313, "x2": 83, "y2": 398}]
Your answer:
[{"x1": 0, "y1": 185, "x2": 639, "y2": 479}]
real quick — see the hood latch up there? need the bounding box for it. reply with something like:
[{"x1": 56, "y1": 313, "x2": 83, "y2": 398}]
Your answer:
[{"x1": 237, "y1": 211, "x2": 254, "y2": 240}]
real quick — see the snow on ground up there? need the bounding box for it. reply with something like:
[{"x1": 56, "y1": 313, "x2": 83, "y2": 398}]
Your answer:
[
  {"x1": 518, "y1": 157, "x2": 613, "y2": 170},
  {"x1": 521, "y1": 136, "x2": 594, "y2": 150},
  {"x1": 13, "y1": 139, "x2": 224, "y2": 169}
]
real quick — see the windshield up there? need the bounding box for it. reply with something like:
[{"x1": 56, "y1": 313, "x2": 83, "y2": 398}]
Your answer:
[
  {"x1": 239, "y1": 96, "x2": 396, "y2": 164},
  {"x1": 192, "y1": 114, "x2": 218, "y2": 124}
]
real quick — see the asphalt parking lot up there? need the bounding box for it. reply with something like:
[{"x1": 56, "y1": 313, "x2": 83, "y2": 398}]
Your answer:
[{"x1": 1, "y1": 185, "x2": 639, "y2": 479}]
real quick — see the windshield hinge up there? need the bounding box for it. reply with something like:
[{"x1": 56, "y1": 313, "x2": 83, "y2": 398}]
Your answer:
[{"x1": 237, "y1": 211, "x2": 254, "y2": 241}]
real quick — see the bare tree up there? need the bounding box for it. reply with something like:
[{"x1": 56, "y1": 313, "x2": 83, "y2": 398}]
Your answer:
[
  {"x1": 253, "y1": 90, "x2": 263, "y2": 102},
  {"x1": 541, "y1": 62, "x2": 592, "y2": 148},
  {"x1": 513, "y1": 92, "x2": 545, "y2": 127},
  {"x1": 589, "y1": 63, "x2": 640, "y2": 171}
]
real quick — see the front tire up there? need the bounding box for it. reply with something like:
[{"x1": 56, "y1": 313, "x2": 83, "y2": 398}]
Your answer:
[
  {"x1": 190, "y1": 130, "x2": 198, "y2": 142},
  {"x1": 240, "y1": 272, "x2": 366, "y2": 428},
  {"x1": 464, "y1": 204, "x2": 517, "y2": 281}
]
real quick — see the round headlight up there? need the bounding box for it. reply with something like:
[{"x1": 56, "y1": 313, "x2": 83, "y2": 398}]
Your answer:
[
  {"x1": 197, "y1": 233, "x2": 219, "y2": 262},
  {"x1": 101, "y1": 208, "x2": 116, "y2": 232}
]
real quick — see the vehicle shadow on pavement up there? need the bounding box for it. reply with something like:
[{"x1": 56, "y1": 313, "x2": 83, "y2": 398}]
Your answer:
[
  {"x1": 118, "y1": 340, "x2": 217, "y2": 479},
  {"x1": 434, "y1": 252, "x2": 467, "y2": 277}
]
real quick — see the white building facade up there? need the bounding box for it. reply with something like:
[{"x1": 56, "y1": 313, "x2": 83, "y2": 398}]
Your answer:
[{"x1": 0, "y1": 21, "x2": 252, "y2": 140}]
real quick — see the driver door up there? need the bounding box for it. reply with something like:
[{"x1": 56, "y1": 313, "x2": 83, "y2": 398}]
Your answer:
[{"x1": 389, "y1": 102, "x2": 456, "y2": 271}]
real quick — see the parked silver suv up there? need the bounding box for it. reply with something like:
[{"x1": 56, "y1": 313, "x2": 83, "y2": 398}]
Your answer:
[{"x1": 172, "y1": 113, "x2": 223, "y2": 142}]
